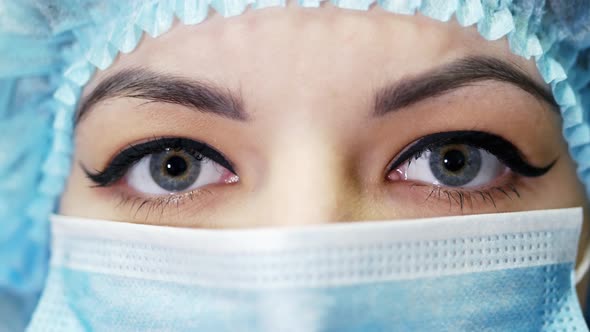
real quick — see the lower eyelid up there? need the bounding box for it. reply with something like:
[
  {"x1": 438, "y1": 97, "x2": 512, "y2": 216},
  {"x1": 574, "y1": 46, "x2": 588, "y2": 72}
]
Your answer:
[
  {"x1": 389, "y1": 171, "x2": 524, "y2": 211},
  {"x1": 113, "y1": 188, "x2": 216, "y2": 223},
  {"x1": 101, "y1": 163, "x2": 239, "y2": 220}
]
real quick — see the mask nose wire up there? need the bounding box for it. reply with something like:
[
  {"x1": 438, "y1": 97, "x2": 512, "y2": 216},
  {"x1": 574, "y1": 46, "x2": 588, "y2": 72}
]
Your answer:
[{"x1": 575, "y1": 242, "x2": 590, "y2": 285}]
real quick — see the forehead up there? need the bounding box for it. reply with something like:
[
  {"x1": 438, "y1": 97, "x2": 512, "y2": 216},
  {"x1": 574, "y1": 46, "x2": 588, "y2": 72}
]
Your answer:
[{"x1": 86, "y1": 4, "x2": 543, "y2": 98}]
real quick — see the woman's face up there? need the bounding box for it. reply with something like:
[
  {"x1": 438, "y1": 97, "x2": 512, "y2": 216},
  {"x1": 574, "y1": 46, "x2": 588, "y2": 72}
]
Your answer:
[{"x1": 61, "y1": 5, "x2": 587, "y2": 229}]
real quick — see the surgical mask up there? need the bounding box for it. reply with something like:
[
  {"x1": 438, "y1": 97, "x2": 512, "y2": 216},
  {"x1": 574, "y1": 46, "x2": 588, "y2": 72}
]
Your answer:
[{"x1": 27, "y1": 208, "x2": 588, "y2": 331}]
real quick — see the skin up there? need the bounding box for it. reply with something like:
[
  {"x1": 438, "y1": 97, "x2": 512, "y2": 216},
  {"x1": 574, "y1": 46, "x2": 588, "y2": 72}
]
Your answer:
[{"x1": 60, "y1": 4, "x2": 590, "y2": 305}]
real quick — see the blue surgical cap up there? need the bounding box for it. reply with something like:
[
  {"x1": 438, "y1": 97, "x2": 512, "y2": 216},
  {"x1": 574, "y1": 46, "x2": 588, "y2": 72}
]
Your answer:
[{"x1": 0, "y1": 0, "x2": 589, "y2": 329}]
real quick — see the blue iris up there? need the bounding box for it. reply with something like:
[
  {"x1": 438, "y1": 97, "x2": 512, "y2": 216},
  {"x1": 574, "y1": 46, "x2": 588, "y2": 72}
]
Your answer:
[
  {"x1": 149, "y1": 150, "x2": 202, "y2": 192},
  {"x1": 429, "y1": 145, "x2": 482, "y2": 187}
]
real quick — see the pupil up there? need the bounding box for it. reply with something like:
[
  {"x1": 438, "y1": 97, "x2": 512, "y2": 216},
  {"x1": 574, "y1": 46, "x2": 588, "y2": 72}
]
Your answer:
[
  {"x1": 442, "y1": 149, "x2": 466, "y2": 173},
  {"x1": 164, "y1": 156, "x2": 188, "y2": 177}
]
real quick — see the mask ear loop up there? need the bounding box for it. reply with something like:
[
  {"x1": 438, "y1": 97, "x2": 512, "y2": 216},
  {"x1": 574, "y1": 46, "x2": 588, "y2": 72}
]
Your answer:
[{"x1": 575, "y1": 241, "x2": 590, "y2": 285}]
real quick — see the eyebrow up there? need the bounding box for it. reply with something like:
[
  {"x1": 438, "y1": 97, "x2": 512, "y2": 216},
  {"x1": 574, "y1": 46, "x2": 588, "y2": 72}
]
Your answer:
[
  {"x1": 374, "y1": 56, "x2": 557, "y2": 116},
  {"x1": 76, "y1": 68, "x2": 247, "y2": 124}
]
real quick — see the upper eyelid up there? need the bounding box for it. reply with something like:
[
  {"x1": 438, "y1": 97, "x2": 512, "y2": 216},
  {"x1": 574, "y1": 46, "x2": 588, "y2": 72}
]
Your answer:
[
  {"x1": 387, "y1": 132, "x2": 476, "y2": 172},
  {"x1": 132, "y1": 137, "x2": 234, "y2": 172},
  {"x1": 386, "y1": 131, "x2": 556, "y2": 177},
  {"x1": 388, "y1": 131, "x2": 511, "y2": 171},
  {"x1": 83, "y1": 137, "x2": 236, "y2": 187}
]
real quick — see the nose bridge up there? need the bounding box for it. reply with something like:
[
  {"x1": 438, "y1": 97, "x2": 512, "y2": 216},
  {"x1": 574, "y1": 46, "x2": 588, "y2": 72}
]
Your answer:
[{"x1": 262, "y1": 127, "x2": 349, "y2": 226}]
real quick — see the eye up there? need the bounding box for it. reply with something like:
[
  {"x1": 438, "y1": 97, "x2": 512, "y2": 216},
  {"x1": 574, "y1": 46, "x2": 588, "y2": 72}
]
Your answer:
[
  {"x1": 391, "y1": 144, "x2": 506, "y2": 188},
  {"x1": 126, "y1": 149, "x2": 230, "y2": 195},
  {"x1": 386, "y1": 131, "x2": 555, "y2": 189},
  {"x1": 84, "y1": 137, "x2": 239, "y2": 194}
]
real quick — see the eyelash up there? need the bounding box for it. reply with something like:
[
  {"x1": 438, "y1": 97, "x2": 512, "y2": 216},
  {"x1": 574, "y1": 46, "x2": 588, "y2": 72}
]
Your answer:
[
  {"x1": 116, "y1": 188, "x2": 215, "y2": 220},
  {"x1": 387, "y1": 131, "x2": 555, "y2": 176},
  {"x1": 408, "y1": 181, "x2": 522, "y2": 211},
  {"x1": 83, "y1": 137, "x2": 236, "y2": 187},
  {"x1": 387, "y1": 130, "x2": 556, "y2": 210}
]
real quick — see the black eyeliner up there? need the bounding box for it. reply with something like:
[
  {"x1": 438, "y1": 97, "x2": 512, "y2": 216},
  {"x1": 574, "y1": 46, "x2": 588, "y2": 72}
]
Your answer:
[
  {"x1": 83, "y1": 137, "x2": 236, "y2": 187},
  {"x1": 387, "y1": 131, "x2": 556, "y2": 177}
]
